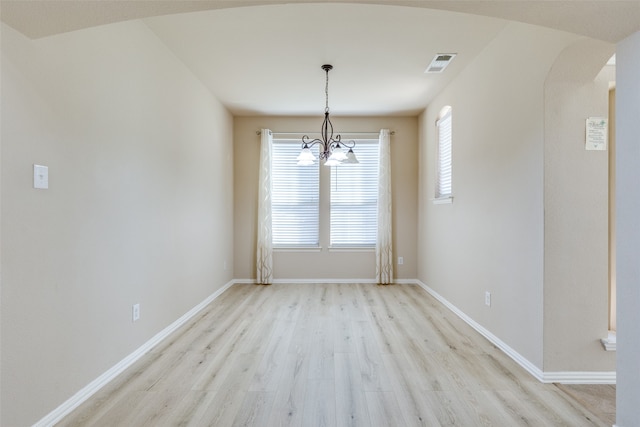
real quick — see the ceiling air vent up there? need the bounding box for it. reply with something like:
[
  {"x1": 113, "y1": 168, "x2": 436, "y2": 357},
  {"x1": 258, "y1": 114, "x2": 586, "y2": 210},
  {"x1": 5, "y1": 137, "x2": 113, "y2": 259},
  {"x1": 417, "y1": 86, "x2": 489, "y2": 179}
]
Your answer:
[{"x1": 425, "y1": 53, "x2": 457, "y2": 73}]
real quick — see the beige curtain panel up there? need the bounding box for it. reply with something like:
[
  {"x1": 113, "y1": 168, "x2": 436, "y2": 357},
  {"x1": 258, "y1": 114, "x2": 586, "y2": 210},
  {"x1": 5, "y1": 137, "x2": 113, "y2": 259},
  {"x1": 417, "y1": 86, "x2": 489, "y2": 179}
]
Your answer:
[
  {"x1": 376, "y1": 129, "x2": 393, "y2": 285},
  {"x1": 256, "y1": 129, "x2": 273, "y2": 285}
]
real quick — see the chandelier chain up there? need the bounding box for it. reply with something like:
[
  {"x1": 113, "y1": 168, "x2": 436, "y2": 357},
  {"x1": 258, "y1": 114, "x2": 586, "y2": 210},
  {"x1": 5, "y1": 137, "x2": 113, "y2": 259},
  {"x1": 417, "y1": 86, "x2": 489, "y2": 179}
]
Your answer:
[{"x1": 325, "y1": 67, "x2": 330, "y2": 113}]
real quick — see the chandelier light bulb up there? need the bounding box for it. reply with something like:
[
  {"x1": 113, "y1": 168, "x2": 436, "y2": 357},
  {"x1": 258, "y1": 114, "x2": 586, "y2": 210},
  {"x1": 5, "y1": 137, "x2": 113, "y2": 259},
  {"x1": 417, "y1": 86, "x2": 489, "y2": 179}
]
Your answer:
[
  {"x1": 327, "y1": 145, "x2": 347, "y2": 162},
  {"x1": 297, "y1": 145, "x2": 317, "y2": 163}
]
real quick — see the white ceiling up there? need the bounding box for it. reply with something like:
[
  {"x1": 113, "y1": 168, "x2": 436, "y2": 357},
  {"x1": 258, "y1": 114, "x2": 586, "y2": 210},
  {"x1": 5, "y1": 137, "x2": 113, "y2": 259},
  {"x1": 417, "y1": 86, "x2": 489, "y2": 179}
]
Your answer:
[
  {"x1": 144, "y1": 4, "x2": 506, "y2": 115},
  {"x1": 2, "y1": 1, "x2": 638, "y2": 116}
]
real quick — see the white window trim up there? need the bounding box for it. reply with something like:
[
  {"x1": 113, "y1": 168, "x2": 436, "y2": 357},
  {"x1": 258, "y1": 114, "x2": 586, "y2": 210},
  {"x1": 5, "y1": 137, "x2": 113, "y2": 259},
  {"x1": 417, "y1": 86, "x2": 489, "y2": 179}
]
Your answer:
[
  {"x1": 274, "y1": 246, "x2": 322, "y2": 252},
  {"x1": 433, "y1": 196, "x2": 453, "y2": 204},
  {"x1": 328, "y1": 246, "x2": 376, "y2": 252}
]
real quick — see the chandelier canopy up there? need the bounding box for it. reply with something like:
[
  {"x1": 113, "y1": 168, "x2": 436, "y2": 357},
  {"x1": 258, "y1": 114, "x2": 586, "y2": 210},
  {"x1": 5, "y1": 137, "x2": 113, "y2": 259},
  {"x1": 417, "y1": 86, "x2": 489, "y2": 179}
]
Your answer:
[{"x1": 297, "y1": 64, "x2": 359, "y2": 166}]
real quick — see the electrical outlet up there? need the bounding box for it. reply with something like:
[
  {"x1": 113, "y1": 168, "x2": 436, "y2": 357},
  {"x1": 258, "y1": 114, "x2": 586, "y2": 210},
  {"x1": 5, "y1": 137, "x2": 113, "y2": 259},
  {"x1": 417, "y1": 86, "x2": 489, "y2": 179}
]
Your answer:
[
  {"x1": 132, "y1": 303, "x2": 140, "y2": 322},
  {"x1": 485, "y1": 292, "x2": 491, "y2": 307},
  {"x1": 398, "y1": 256, "x2": 404, "y2": 265}
]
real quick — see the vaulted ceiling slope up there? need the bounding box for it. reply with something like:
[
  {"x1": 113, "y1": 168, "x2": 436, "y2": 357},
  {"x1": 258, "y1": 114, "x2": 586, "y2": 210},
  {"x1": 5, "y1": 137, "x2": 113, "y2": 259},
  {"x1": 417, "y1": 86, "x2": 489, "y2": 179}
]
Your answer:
[
  {"x1": 2, "y1": 1, "x2": 637, "y2": 115},
  {"x1": 3, "y1": 0, "x2": 639, "y2": 42}
]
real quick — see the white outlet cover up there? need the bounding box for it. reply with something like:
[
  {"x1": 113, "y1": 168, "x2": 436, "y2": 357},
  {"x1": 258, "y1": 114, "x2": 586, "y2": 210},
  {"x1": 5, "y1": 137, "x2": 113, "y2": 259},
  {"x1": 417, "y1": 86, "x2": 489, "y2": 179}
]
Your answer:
[{"x1": 34, "y1": 164, "x2": 49, "y2": 189}]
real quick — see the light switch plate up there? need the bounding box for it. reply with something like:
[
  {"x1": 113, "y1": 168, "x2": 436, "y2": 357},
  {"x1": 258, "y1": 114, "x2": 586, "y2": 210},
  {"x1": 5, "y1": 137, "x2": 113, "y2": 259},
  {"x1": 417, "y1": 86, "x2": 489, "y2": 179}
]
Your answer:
[{"x1": 34, "y1": 164, "x2": 49, "y2": 189}]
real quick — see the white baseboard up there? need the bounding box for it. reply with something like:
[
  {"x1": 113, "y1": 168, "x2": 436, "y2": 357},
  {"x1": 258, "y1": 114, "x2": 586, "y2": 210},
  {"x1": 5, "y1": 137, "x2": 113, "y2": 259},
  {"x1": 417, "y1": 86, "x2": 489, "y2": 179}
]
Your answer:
[
  {"x1": 541, "y1": 370, "x2": 616, "y2": 384},
  {"x1": 237, "y1": 278, "x2": 378, "y2": 284},
  {"x1": 601, "y1": 331, "x2": 617, "y2": 351},
  {"x1": 235, "y1": 278, "x2": 416, "y2": 285},
  {"x1": 33, "y1": 280, "x2": 235, "y2": 427},
  {"x1": 233, "y1": 278, "x2": 258, "y2": 284},
  {"x1": 414, "y1": 280, "x2": 616, "y2": 385}
]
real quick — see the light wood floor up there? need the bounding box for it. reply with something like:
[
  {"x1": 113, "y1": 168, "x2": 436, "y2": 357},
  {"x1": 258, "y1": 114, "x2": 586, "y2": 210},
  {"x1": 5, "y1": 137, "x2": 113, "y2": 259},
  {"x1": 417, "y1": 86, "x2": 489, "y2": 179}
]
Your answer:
[{"x1": 59, "y1": 283, "x2": 613, "y2": 426}]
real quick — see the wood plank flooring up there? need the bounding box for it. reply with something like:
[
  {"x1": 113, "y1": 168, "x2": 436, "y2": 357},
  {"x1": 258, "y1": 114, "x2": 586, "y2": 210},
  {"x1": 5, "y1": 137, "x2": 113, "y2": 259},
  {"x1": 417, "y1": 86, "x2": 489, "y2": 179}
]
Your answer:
[{"x1": 58, "y1": 283, "x2": 613, "y2": 426}]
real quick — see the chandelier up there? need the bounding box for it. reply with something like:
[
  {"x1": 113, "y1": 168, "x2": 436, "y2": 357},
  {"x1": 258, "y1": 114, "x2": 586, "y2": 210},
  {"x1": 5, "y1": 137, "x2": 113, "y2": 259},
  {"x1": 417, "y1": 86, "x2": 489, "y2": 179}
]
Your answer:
[{"x1": 297, "y1": 64, "x2": 359, "y2": 166}]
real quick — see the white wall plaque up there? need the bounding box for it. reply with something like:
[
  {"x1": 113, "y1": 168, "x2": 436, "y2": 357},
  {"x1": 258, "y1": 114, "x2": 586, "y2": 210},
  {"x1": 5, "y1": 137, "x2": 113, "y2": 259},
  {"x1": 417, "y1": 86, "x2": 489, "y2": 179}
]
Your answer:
[{"x1": 586, "y1": 117, "x2": 608, "y2": 151}]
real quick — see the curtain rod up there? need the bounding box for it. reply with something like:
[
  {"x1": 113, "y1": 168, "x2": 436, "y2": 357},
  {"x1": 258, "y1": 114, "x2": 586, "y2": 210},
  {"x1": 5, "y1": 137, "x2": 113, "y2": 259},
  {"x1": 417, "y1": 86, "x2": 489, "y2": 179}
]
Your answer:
[{"x1": 256, "y1": 131, "x2": 395, "y2": 136}]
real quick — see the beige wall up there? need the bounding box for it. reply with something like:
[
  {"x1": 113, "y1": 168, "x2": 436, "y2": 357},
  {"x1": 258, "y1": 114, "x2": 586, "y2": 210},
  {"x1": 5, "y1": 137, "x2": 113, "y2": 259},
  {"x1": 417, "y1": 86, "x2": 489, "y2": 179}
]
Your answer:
[
  {"x1": 1, "y1": 22, "x2": 234, "y2": 426},
  {"x1": 418, "y1": 23, "x2": 579, "y2": 369},
  {"x1": 234, "y1": 116, "x2": 418, "y2": 281},
  {"x1": 543, "y1": 38, "x2": 616, "y2": 372}
]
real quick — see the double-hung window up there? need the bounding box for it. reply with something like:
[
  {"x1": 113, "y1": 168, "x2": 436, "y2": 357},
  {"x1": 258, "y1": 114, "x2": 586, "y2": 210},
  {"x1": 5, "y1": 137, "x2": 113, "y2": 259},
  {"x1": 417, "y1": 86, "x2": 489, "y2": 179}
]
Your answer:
[
  {"x1": 271, "y1": 136, "x2": 380, "y2": 248},
  {"x1": 330, "y1": 139, "x2": 379, "y2": 247},
  {"x1": 271, "y1": 139, "x2": 319, "y2": 247},
  {"x1": 436, "y1": 107, "x2": 452, "y2": 200}
]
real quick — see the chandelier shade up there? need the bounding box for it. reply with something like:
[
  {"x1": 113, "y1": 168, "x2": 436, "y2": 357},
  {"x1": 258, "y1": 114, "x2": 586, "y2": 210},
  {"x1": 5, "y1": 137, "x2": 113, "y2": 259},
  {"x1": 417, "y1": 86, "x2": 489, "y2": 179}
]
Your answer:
[{"x1": 298, "y1": 64, "x2": 358, "y2": 166}]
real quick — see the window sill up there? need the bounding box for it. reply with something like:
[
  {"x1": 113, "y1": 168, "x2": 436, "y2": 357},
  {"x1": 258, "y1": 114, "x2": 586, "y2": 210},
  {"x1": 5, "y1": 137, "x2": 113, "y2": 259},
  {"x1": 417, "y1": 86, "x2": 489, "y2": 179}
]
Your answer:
[
  {"x1": 329, "y1": 246, "x2": 375, "y2": 253},
  {"x1": 274, "y1": 246, "x2": 322, "y2": 252},
  {"x1": 433, "y1": 196, "x2": 453, "y2": 205},
  {"x1": 601, "y1": 331, "x2": 616, "y2": 351}
]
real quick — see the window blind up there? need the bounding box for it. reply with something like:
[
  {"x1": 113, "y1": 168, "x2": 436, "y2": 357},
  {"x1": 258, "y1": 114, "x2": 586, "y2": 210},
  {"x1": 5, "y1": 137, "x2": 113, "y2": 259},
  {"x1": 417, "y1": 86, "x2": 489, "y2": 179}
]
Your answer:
[
  {"x1": 330, "y1": 140, "x2": 379, "y2": 247},
  {"x1": 271, "y1": 140, "x2": 319, "y2": 247},
  {"x1": 436, "y1": 110, "x2": 452, "y2": 198}
]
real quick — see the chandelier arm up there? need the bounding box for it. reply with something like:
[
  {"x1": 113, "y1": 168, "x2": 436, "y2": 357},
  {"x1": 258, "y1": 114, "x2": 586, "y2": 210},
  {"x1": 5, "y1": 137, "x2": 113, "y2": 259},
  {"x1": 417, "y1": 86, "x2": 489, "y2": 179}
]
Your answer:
[
  {"x1": 301, "y1": 136, "x2": 323, "y2": 148},
  {"x1": 339, "y1": 139, "x2": 356, "y2": 149}
]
